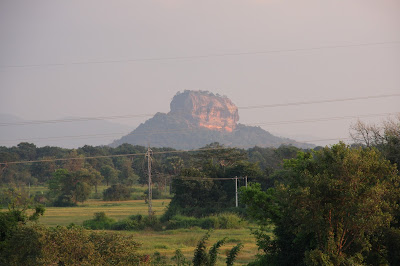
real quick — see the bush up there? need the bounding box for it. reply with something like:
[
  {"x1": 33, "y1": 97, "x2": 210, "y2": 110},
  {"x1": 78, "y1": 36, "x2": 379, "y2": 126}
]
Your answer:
[
  {"x1": 0, "y1": 223, "x2": 145, "y2": 265},
  {"x1": 111, "y1": 214, "x2": 162, "y2": 231},
  {"x1": 52, "y1": 195, "x2": 77, "y2": 207},
  {"x1": 39, "y1": 225, "x2": 144, "y2": 265},
  {"x1": 192, "y1": 231, "x2": 243, "y2": 266},
  {"x1": 152, "y1": 251, "x2": 168, "y2": 265},
  {"x1": 83, "y1": 212, "x2": 167, "y2": 232},
  {"x1": 166, "y1": 213, "x2": 246, "y2": 230},
  {"x1": 82, "y1": 212, "x2": 245, "y2": 231},
  {"x1": 0, "y1": 223, "x2": 42, "y2": 266},
  {"x1": 172, "y1": 249, "x2": 191, "y2": 266},
  {"x1": 162, "y1": 204, "x2": 246, "y2": 220},
  {"x1": 208, "y1": 213, "x2": 245, "y2": 229},
  {"x1": 166, "y1": 215, "x2": 201, "y2": 230},
  {"x1": 83, "y1": 212, "x2": 116, "y2": 230},
  {"x1": 103, "y1": 184, "x2": 132, "y2": 201}
]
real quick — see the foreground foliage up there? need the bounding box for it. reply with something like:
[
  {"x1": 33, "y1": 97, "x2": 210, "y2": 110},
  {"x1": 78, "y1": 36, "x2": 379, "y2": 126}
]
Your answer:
[
  {"x1": 2, "y1": 224, "x2": 145, "y2": 265},
  {"x1": 192, "y1": 231, "x2": 243, "y2": 266},
  {"x1": 0, "y1": 207, "x2": 145, "y2": 265},
  {"x1": 242, "y1": 143, "x2": 400, "y2": 265}
]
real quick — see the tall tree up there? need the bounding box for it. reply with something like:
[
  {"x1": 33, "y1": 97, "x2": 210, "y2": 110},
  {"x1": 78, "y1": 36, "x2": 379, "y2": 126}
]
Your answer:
[
  {"x1": 49, "y1": 169, "x2": 95, "y2": 206},
  {"x1": 100, "y1": 165, "x2": 119, "y2": 186},
  {"x1": 350, "y1": 115, "x2": 400, "y2": 169},
  {"x1": 242, "y1": 143, "x2": 400, "y2": 265}
]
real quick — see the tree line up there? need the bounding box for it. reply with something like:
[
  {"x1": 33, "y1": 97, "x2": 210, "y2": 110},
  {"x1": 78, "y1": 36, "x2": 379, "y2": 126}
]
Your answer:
[{"x1": 0, "y1": 141, "x2": 304, "y2": 207}]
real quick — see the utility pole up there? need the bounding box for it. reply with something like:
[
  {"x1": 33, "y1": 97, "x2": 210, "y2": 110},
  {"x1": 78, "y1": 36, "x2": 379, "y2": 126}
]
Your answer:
[
  {"x1": 145, "y1": 147, "x2": 153, "y2": 216},
  {"x1": 235, "y1": 176, "x2": 238, "y2": 207},
  {"x1": 245, "y1": 176, "x2": 248, "y2": 188}
]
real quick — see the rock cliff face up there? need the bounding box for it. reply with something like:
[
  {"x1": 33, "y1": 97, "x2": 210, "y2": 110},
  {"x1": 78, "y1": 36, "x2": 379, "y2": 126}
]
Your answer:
[
  {"x1": 169, "y1": 91, "x2": 239, "y2": 132},
  {"x1": 110, "y1": 90, "x2": 315, "y2": 149}
]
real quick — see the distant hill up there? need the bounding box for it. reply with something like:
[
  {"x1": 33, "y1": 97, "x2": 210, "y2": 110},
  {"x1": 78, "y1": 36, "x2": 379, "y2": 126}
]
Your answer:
[
  {"x1": 111, "y1": 90, "x2": 314, "y2": 149},
  {"x1": 0, "y1": 113, "x2": 131, "y2": 148}
]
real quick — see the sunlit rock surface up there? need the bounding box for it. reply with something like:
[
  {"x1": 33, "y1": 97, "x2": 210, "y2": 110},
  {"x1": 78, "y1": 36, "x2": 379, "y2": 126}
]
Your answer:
[
  {"x1": 169, "y1": 91, "x2": 239, "y2": 132},
  {"x1": 111, "y1": 90, "x2": 314, "y2": 149}
]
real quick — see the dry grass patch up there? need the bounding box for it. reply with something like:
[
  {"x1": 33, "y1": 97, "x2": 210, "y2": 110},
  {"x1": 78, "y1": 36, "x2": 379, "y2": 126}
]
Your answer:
[
  {"x1": 126, "y1": 228, "x2": 262, "y2": 265},
  {"x1": 38, "y1": 199, "x2": 170, "y2": 227}
]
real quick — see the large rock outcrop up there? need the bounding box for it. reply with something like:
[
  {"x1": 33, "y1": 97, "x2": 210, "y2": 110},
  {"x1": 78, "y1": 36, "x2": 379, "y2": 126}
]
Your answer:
[
  {"x1": 169, "y1": 91, "x2": 239, "y2": 132},
  {"x1": 110, "y1": 90, "x2": 314, "y2": 149}
]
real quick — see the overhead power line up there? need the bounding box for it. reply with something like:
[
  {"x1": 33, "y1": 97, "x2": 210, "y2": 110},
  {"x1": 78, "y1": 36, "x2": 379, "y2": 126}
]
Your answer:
[
  {"x1": 302, "y1": 137, "x2": 352, "y2": 143},
  {"x1": 0, "y1": 132, "x2": 132, "y2": 143},
  {"x1": 0, "y1": 114, "x2": 153, "y2": 127},
  {"x1": 0, "y1": 147, "x2": 227, "y2": 165},
  {"x1": 171, "y1": 176, "x2": 247, "y2": 181},
  {"x1": 0, "y1": 111, "x2": 397, "y2": 144},
  {"x1": 1, "y1": 93, "x2": 399, "y2": 127},
  {"x1": 248, "y1": 112, "x2": 398, "y2": 127},
  {"x1": 237, "y1": 94, "x2": 400, "y2": 110},
  {"x1": 0, "y1": 138, "x2": 353, "y2": 166},
  {"x1": 1, "y1": 41, "x2": 399, "y2": 69}
]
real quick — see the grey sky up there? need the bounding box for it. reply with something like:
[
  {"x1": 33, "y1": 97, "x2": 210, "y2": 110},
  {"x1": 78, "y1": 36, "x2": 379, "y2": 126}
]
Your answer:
[{"x1": 0, "y1": 0, "x2": 399, "y2": 147}]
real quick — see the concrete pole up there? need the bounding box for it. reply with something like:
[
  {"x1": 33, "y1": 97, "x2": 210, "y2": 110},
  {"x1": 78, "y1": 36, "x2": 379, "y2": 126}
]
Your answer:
[
  {"x1": 235, "y1": 177, "x2": 238, "y2": 207},
  {"x1": 146, "y1": 147, "x2": 153, "y2": 216}
]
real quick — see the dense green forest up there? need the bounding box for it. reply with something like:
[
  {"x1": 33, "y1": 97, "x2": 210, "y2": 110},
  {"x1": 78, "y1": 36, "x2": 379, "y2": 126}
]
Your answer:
[
  {"x1": 1, "y1": 119, "x2": 399, "y2": 265},
  {"x1": 0, "y1": 142, "x2": 303, "y2": 207}
]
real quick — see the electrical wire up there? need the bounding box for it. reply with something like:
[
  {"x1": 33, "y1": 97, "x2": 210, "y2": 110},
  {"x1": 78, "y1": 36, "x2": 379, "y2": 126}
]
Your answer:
[
  {"x1": 171, "y1": 176, "x2": 246, "y2": 180},
  {"x1": 238, "y1": 94, "x2": 400, "y2": 110},
  {"x1": 1, "y1": 41, "x2": 399, "y2": 69},
  {"x1": 1, "y1": 93, "x2": 399, "y2": 127},
  {"x1": 0, "y1": 147, "x2": 223, "y2": 165},
  {"x1": 0, "y1": 114, "x2": 153, "y2": 127},
  {"x1": 0, "y1": 111, "x2": 397, "y2": 144},
  {"x1": 0, "y1": 139, "x2": 354, "y2": 166}
]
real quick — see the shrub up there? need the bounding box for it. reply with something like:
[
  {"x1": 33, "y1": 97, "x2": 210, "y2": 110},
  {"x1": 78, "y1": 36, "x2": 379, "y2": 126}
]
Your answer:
[
  {"x1": 172, "y1": 249, "x2": 191, "y2": 266},
  {"x1": 103, "y1": 184, "x2": 132, "y2": 201},
  {"x1": 111, "y1": 214, "x2": 162, "y2": 231},
  {"x1": 152, "y1": 251, "x2": 168, "y2": 265},
  {"x1": 52, "y1": 195, "x2": 77, "y2": 207},
  {"x1": 1, "y1": 224, "x2": 145, "y2": 265},
  {"x1": 166, "y1": 213, "x2": 245, "y2": 230},
  {"x1": 209, "y1": 213, "x2": 245, "y2": 229},
  {"x1": 166, "y1": 215, "x2": 201, "y2": 230},
  {"x1": 82, "y1": 212, "x2": 116, "y2": 230},
  {"x1": 0, "y1": 224, "x2": 43, "y2": 266},
  {"x1": 192, "y1": 232, "x2": 242, "y2": 266}
]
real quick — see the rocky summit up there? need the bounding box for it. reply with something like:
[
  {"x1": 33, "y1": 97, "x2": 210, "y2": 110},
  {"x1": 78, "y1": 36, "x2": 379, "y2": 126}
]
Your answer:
[
  {"x1": 111, "y1": 90, "x2": 314, "y2": 149},
  {"x1": 169, "y1": 91, "x2": 239, "y2": 132}
]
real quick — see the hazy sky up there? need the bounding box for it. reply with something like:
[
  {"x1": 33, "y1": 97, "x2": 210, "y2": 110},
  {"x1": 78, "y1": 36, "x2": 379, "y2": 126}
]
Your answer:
[{"x1": 1, "y1": 0, "x2": 399, "y2": 146}]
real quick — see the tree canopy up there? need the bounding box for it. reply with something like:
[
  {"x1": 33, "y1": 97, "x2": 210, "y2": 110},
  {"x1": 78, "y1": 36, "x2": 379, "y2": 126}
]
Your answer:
[{"x1": 242, "y1": 143, "x2": 400, "y2": 265}]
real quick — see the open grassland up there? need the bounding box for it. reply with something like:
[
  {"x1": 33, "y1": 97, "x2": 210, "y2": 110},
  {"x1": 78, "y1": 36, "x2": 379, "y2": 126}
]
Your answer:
[
  {"x1": 38, "y1": 199, "x2": 170, "y2": 227},
  {"x1": 7, "y1": 186, "x2": 264, "y2": 264},
  {"x1": 35, "y1": 200, "x2": 264, "y2": 264},
  {"x1": 126, "y1": 228, "x2": 262, "y2": 265}
]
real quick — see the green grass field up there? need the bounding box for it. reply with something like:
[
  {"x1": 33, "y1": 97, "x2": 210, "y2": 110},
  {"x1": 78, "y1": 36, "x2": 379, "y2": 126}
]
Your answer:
[
  {"x1": 127, "y1": 228, "x2": 261, "y2": 265},
  {"x1": 35, "y1": 199, "x2": 263, "y2": 265},
  {"x1": 38, "y1": 199, "x2": 170, "y2": 227},
  {"x1": 35, "y1": 199, "x2": 264, "y2": 265},
  {"x1": 4, "y1": 186, "x2": 265, "y2": 264}
]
